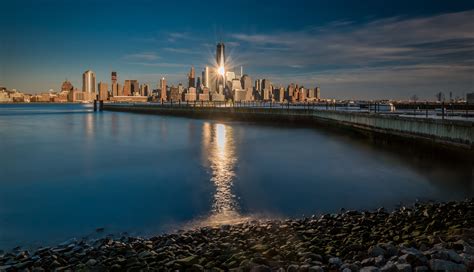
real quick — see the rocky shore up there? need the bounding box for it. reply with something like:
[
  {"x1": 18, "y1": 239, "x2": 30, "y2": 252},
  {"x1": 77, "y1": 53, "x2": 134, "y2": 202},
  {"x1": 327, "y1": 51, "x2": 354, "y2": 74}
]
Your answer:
[{"x1": 1, "y1": 199, "x2": 473, "y2": 271}]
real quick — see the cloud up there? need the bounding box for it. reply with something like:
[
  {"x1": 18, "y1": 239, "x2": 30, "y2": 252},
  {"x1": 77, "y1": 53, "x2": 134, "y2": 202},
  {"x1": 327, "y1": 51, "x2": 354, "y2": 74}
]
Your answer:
[
  {"x1": 123, "y1": 52, "x2": 160, "y2": 61},
  {"x1": 126, "y1": 62, "x2": 189, "y2": 68},
  {"x1": 167, "y1": 32, "x2": 193, "y2": 42},
  {"x1": 163, "y1": 47, "x2": 200, "y2": 55},
  {"x1": 229, "y1": 10, "x2": 474, "y2": 99}
]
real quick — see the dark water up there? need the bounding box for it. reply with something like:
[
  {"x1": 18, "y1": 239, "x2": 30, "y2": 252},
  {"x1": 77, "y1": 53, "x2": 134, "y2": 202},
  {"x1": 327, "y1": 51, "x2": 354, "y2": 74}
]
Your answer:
[{"x1": 0, "y1": 104, "x2": 472, "y2": 250}]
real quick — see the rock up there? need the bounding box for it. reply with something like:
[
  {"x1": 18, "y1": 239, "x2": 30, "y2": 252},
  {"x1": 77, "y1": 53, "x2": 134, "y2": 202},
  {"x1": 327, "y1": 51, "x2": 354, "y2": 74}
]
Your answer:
[
  {"x1": 299, "y1": 264, "x2": 311, "y2": 272},
  {"x1": 396, "y1": 263, "x2": 412, "y2": 272},
  {"x1": 463, "y1": 245, "x2": 474, "y2": 255},
  {"x1": 308, "y1": 266, "x2": 324, "y2": 272},
  {"x1": 85, "y1": 258, "x2": 97, "y2": 266},
  {"x1": 428, "y1": 259, "x2": 467, "y2": 272},
  {"x1": 369, "y1": 245, "x2": 386, "y2": 257},
  {"x1": 341, "y1": 263, "x2": 359, "y2": 271},
  {"x1": 445, "y1": 249, "x2": 463, "y2": 263},
  {"x1": 375, "y1": 255, "x2": 386, "y2": 266},
  {"x1": 383, "y1": 244, "x2": 399, "y2": 257},
  {"x1": 361, "y1": 257, "x2": 375, "y2": 266},
  {"x1": 177, "y1": 255, "x2": 199, "y2": 266},
  {"x1": 360, "y1": 266, "x2": 381, "y2": 272},
  {"x1": 459, "y1": 253, "x2": 474, "y2": 270},
  {"x1": 304, "y1": 253, "x2": 323, "y2": 262},
  {"x1": 380, "y1": 263, "x2": 397, "y2": 272},
  {"x1": 413, "y1": 266, "x2": 428, "y2": 272},
  {"x1": 329, "y1": 257, "x2": 342, "y2": 267},
  {"x1": 250, "y1": 265, "x2": 272, "y2": 272},
  {"x1": 287, "y1": 264, "x2": 299, "y2": 272}
]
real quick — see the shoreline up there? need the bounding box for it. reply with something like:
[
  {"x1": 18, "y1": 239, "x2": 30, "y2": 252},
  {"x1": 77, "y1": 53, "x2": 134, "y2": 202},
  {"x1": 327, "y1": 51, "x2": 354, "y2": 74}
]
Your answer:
[{"x1": 1, "y1": 199, "x2": 473, "y2": 271}]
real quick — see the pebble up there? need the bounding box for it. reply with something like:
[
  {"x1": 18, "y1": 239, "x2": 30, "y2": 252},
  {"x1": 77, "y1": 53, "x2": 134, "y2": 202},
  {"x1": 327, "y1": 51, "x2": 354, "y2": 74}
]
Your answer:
[{"x1": 0, "y1": 199, "x2": 472, "y2": 271}]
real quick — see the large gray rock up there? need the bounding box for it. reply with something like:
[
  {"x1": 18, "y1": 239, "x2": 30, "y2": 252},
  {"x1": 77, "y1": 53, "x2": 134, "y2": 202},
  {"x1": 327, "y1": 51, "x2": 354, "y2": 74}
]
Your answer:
[
  {"x1": 428, "y1": 259, "x2": 467, "y2": 272},
  {"x1": 396, "y1": 263, "x2": 412, "y2": 272},
  {"x1": 445, "y1": 249, "x2": 463, "y2": 263},
  {"x1": 308, "y1": 266, "x2": 324, "y2": 272},
  {"x1": 360, "y1": 266, "x2": 380, "y2": 272},
  {"x1": 369, "y1": 245, "x2": 386, "y2": 257},
  {"x1": 380, "y1": 263, "x2": 397, "y2": 272},
  {"x1": 329, "y1": 257, "x2": 342, "y2": 267},
  {"x1": 287, "y1": 264, "x2": 299, "y2": 272},
  {"x1": 413, "y1": 266, "x2": 428, "y2": 272}
]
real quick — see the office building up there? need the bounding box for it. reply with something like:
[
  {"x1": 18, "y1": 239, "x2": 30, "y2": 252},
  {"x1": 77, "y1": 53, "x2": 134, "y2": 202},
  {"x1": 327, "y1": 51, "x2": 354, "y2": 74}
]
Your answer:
[
  {"x1": 202, "y1": 66, "x2": 210, "y2": 88},
  {"x1": 140, "y1": 84, "x2": 150, "y2": 96},
  {"x1": 82, "y1": 70, "x2": 96, "y2": 95},
  {"x1": 185, "y1": 87, "x2": 197, "y2": 102},
  {"x1": 188, "y1": 66, "x2": 195, "y2": 88},
  {"x1": 123, "y1": 80, "x2": 139, "y2": 96},
  {"x1": 169, "y1": 86, "x2": 180, "y2": 101},
  {"x1": 467, "y1": 93, "x2": 474, "y2": 103},
  {"x1": 98, "y1": 82, "x2": 108, "y2": 100},
  {"x1": 196, "y1": 77, "x2": 201, "y2": 91},
  {"x1": 111, "y1": 71, "x2": 118, "y2": 97},
  {"x1": 111, "y1": 71, "x2": 117, "y2": 85},
  {"x1": 160, "y1": 77, "x2": 167, "y2": 101},
  {"x1": 216, "y1": 43, "x2": 226, "y2": 93},
  {"x1": 61, "y1": 80, "x2": 74, "y2": 92},
  {"x1": 315, "y1": 87, "x2": 321, "y2": 100}
]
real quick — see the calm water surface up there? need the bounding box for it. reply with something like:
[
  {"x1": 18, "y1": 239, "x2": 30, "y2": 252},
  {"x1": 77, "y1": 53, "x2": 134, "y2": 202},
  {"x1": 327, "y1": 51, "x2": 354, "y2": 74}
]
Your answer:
[{"x1": 0, "y1": 104, "x2": 472, "y2": 250}]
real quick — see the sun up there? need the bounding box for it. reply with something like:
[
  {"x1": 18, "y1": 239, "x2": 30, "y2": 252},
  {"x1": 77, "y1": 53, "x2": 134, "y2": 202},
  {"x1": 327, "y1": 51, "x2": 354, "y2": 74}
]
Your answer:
[{"x1": 218, "y1": 66, "x2": 225, "y2": 76}]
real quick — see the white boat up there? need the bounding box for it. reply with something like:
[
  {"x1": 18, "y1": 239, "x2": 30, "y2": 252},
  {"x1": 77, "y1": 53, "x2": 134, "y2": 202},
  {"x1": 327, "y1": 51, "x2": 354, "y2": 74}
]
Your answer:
[
  {"x1": 341, "y1": 101, "x2": 361, "y2": 111},
  {"x1": 369, "y1": 103, "x2": 396, "y2": 112}
]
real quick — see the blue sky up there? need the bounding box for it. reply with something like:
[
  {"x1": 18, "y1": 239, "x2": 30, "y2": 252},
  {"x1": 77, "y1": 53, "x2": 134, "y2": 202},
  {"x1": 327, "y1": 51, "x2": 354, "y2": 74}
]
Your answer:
[{"x1": 1, "y1": 0, "x2": 473, "y2": 99}]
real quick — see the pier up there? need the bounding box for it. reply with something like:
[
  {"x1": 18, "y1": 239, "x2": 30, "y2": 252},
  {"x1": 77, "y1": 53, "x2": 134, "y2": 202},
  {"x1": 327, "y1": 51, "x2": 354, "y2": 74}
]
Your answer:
[{"x1": 103, "y1": 103, "x2": 473, "y2": 151}]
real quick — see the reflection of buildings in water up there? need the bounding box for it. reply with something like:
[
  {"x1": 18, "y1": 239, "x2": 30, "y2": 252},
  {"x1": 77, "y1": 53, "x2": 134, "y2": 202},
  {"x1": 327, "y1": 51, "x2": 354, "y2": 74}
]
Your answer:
[
  {"x1": 199, "y1": 122, "x2": 248, "y2": 226},
  {"x1": 84, "y1": 113, "x2": 94, "y2": 138}
]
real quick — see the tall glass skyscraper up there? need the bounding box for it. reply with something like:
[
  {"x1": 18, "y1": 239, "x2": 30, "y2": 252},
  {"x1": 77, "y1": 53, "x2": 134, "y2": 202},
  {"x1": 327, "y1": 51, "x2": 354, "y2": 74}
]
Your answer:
[
  {"x1": 216, "y1": 43, "x2": 226, "y2": 94},
  {"x1": 216, "y1": 43, "x2": 225, "y2": 68},
  {"x1": 82, "y1": 70, "x2": 96, "y2": 94}
]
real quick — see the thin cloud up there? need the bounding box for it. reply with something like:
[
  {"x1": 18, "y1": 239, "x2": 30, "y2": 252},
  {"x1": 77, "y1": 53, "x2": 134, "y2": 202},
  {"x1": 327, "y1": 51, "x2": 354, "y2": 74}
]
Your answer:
[
  {"x1": 126, "y1": 62, "x2": 189, "y2": 68},
  {"x1": 123, "y1": 52, "x2": 160, "y2": 61},
  {"x1": 163, "y1": 47, "x2": 200, "y2": 55}
]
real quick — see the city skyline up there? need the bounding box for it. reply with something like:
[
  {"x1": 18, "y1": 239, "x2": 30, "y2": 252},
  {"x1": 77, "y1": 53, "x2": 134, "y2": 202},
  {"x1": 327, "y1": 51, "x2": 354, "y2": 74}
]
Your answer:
[{"x1": 1, "y1": 0, "x2": 474, "y2": 100}]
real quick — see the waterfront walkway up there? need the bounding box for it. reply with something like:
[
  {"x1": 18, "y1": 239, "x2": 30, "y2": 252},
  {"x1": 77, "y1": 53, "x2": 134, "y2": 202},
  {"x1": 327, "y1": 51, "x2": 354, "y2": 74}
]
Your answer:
[{"x1": 103, "y1": 102, "x2": 474, "y2": 151}]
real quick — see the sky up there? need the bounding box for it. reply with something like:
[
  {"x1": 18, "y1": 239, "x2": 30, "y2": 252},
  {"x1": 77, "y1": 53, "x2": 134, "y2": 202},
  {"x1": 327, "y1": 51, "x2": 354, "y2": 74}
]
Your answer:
[{"x1": 1, "y1": 0, "x2": 473, "y2": 100}]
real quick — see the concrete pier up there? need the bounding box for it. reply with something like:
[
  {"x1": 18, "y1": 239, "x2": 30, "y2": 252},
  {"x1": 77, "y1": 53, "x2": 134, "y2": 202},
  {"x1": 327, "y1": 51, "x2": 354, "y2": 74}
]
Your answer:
[{"x1": 103, "y1": 103, "x2": 473, "y2": 151}]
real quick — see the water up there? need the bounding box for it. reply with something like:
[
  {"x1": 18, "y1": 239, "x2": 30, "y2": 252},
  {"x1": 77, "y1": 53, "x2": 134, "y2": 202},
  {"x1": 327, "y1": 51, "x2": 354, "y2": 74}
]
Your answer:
[{"x1": 0, "y1": 104, "x2": 472, "y2": 250}]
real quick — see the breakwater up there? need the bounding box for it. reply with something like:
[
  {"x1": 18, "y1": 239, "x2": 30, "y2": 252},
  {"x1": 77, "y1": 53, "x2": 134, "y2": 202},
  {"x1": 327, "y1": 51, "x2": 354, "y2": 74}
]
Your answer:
[{"x1": 103, "y1": 104, "x2": 473, "y2": 151}]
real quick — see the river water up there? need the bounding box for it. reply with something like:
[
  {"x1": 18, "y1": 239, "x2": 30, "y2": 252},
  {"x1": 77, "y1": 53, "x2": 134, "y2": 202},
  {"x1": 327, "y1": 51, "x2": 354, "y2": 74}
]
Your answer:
[{"x1": 0, "y1": 104, "x2": 472, "y2": 250}]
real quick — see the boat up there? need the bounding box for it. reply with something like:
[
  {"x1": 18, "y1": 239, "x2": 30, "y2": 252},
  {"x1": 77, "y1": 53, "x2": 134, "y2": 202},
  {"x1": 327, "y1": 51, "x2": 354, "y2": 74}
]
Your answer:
[{"x1": 369, "y1": 102, "x2": 396, "y2": 112}]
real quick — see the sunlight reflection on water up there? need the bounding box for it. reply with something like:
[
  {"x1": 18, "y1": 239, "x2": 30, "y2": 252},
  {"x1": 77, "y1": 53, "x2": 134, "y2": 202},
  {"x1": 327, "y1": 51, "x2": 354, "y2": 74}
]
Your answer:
[{"x1": 189, "y1": 122, "x2": 254, "y2": 227}]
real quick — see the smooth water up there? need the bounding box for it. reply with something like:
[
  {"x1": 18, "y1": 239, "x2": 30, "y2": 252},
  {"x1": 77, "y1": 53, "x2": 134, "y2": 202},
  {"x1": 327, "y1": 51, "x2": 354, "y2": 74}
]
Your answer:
[{"x1": 0, "y1": 104, "x2": 472, "y2": 250}]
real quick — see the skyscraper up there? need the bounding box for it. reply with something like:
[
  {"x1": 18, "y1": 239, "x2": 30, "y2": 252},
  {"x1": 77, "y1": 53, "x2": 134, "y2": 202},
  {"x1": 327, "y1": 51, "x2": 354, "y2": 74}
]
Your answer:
[
  {"x1": 202, "y1": 66, "x2": 210, "y2": 88},
  {"x1": 216, "y1": 43, "x2": 226, "y2": 94},
  {"x1": 98, "y1": 82, "x2": 108, "y2": 100},
  {"x1": 123, "y1": 80, "x2": 131, "y2": 96},
  {"x1": 241, "y1": 74, "x2": 252, "y2": 90},
  {"x1": 82, "y1": 70, "x2": 96, "y2": 94},
  {"x1": 216, "y1": 43, "x2": 225, "y2": 68},
  {"x1": 140, "y1": 84, "x2": 150, "y2": 96},
  {"x1": 111, "y1": 71, "x2": 118, "y2": 97},
  {"x1": 111, "y1": 71, "x2": 117, "y2": 85},
  {"x1": 160, "y1": 77, "x2": 167, "y2": 101},
  {"x1": 188, "y1": 66, "x2": 195, "y2": 88},
  {"x1": 123, "y1": 80, "x2": 139, "y2": 96},
  {"x1": 196, "y1": 77, "x2": 201, "y2": 90}
]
